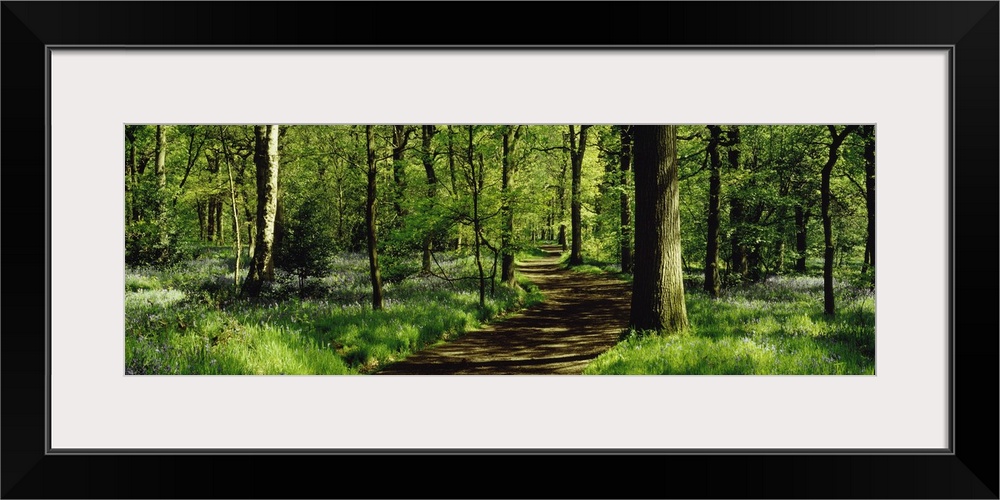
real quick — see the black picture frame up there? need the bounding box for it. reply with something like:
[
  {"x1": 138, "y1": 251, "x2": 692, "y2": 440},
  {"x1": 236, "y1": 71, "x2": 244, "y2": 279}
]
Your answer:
[{"x1": 3, "y1": 2, "x2": 996, "y2": 498}]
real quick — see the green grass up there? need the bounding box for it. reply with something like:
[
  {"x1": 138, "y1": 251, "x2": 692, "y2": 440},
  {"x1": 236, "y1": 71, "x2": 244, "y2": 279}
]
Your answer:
[
  {"x1": 126, "y1": 250, "x2": 543, "y2": 375},
  {"x1": 568, "y1": 264, "x2": 604, "y2": 274},
  {"x1": 562, "y1": 255, "x2": 634, "y2": 282},
  {"x1": 515, "y1": 245, "x2": 552, "y2": 261},
  {"x1": 584, "y1": 275, "x2": 874, "y2": 375}
]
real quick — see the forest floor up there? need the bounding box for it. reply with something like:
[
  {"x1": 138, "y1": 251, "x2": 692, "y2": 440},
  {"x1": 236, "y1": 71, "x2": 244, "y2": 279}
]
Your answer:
[{"x1": 376, "y1": 245, "x2": 631, "y2": 375}]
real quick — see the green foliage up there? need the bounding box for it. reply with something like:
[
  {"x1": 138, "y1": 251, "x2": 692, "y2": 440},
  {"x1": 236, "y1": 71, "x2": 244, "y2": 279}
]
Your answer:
[
  {"x1": 125, "y1": 250, "x2": 542, "y2": 375},
  {"x1": 125, "y1": 219, "x2": 184, "y2": 266},
  {"x1": 125, "y1": 124, "x2": 874, "y2": 375},
  {"x1": 381, "y1": 257, "x2": 421, "y2": 284},
  {"x1": 274, "y1": 195, "x2": 337, "y2": 288},
  {"x1": 583, "y1": 275, "x2": 874, "y2": 375}
]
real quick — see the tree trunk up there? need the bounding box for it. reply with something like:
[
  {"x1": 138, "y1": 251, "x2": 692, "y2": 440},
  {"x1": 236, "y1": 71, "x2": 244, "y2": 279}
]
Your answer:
[
  {"x1": 154, "y1": 125, "x2": 168, "y2": 251},
  {"x1": 500, "y1": 126, "x2": 520, "y2": 285},
  {"x1": 125, "y1": 127, "x2": 137, "y2": 223},
  {"x1": 224, "y1": 151, "x2": 242, "y2": 290},
  {"x1": 822, "y1": 125, "x2": 859, "y2": 315},
  {"x1": 206, "y1": 198, "x2": 217, "y2": 242},
  {"x1": 155, "y1": 125, "x2": 167, "y2": 191},
  {"x1": 469, "y1": 127, "x2": 486, "y2": 309},
  {"x1": 421, "y1": 125, "x2": 438, "y2": 274},
  {"x1": 221, "y1": 128, "x2": 243, "y2": 289},
  {"x1": 268, "y1": 199, "x2": 283, "y2": 278},
  {"x1": 242, "y1": 125, "x2": 281, "y2": 298},
  {"x1": 795, "y1": 205, "x2": 809, "y2": 272},
  {"x1": 392, "y1": 125, "x2": 409, "y2": 220},
  {"x1": 365, "y1": 125, "x2": 384, "y2": 310},
  {"x1": 619, "y1": 125, "x2": 633, "y2": 274},
  {"x1": 629, "y1": 125, "x2": 688, "y2": 333},
  {"x1": 726, "y1": 126, "x2": 746, "y2": 278},
  {"x1": 860, "y1": 124, "x2": 876, "y2": 275},
  {"x1": 568, "y1": 125, "x2": 590, "y2": 265},
  {"x1": 196, "y1": 200, "x2": 206, "y2": 240},
  {"x1": 547, "y1": 198, "x2": 555, "y2": 242},
  {"x1": 216, "y1": 199, "x2": 224, "y2": 245},
  {"x1": 244, "y1": 199, "x2": 255, "y2": 259},
  {"x1": 447, "y1": 126, "x2": 460, "y2": 250},
  {"x1": 704, "y1": 125, "x2": 723, "y2": 297},
  {"x1": 558, "y1": 131, "x2": 569, "y2": 251}
]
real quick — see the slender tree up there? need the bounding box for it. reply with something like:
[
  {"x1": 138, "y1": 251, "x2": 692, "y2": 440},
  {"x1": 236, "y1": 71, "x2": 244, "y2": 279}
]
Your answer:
[
  {"x1": 420, "y1": 125, "x2": 438, "y2": 273},
  {"x1": 365, "y1": 125, "x2": 384, "y2": 310},
  {"x1": 124, "y1": 125, "x2": 138, "y2": 222},
  {"x1": 558, "y1": 131, "x2": 569, "y2": 251},
  {"x1": 568, "y1": 125, "x2": 591, "y2": 265},
  {"x1": 859, "y1": 124, "x2": 876, "y2": 275},
  {"x1": 155, "y1": 125, "x2": 167, "y2": 191},
  {"x1": 821, "y1": 125, "x2": 859, "y2": 315},
  {"x1": 467, "y1": 126, "x2": 487, "y2": 308},
  {"x1": 704, "y1": 125, "x2": 723, "y2": 297},
  {"x1": 242, "y1": 125, "x2": 281, "y2": 298},
  {"x1": 447, "y1": 125, "x2": 461, "y2": 249},
  {"x1": 153, "y1": 125, "x2": 170, "y2": 253},
  {"x1": 220, "y1": 127, "x2": 242, "y2": 291},
  {"x1": 629, "y1": 125, "x2": 688, "y2": 332}
]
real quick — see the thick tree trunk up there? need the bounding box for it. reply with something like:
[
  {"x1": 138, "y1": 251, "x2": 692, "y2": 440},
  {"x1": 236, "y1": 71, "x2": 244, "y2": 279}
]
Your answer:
[
  {"x1": 568, "y1": 125, "x2": 590, "y2": 265},
  {"x1": 795, "y1": 205, "x2": 809, "y2": 272},
  {"x1": 822, "y1": 125, "x2": 859, "y2": 315},
  {"x1": 365, "y1": 125, "x2": 384, "y2": 310},
  {"x1": 821, "y1": 151, "x2": 835, "y2": 315},
  {"x1": 860, "y1": 124, "x2": 876, "y2": 275},
  {"x1": 619, "y1": 125, "x2": 633, "y2": 274},
  {"x1": 421, "y1": 125, "x2": 438, "y2": 273},
  {"x1": 629, "y1": 125, "x2": 688, "y2": 333},
  {"x1": 242, "y1": 125, "x2": 280, "y2": 298},
  {"x1": 704, "y1": 125, "x2": 723, "y2": 297}
]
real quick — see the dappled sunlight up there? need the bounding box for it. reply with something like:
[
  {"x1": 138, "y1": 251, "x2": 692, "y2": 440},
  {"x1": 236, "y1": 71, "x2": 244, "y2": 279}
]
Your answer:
[
  {"x1": 584, "y1": 274, "x2": 875, "y2": 375},
  {"x1": 378, "y1": 245, "x2": 632, "y2": 375}
]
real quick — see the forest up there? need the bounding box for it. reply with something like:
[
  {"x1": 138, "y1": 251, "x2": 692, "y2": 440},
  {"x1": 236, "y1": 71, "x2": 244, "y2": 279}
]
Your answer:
[{"x1": 125, "y1": 124, "x2": 875, "y2": 375}]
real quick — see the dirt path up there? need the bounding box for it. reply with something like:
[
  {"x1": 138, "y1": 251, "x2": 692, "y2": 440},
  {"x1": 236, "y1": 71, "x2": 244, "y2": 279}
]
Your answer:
[{"x1": 376, "y1": 245, "x2": 631, "y2": 375}]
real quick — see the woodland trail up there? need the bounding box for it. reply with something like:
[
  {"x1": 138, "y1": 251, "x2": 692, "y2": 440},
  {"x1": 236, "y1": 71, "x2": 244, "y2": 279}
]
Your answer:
[{"x1": 376, "y1": 245, "x2": 631, "y2": 375}]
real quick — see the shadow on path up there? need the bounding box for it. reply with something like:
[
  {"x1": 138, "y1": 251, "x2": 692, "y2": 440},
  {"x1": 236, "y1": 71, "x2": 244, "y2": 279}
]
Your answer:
[{"x1": 376, "y1": 245, "x2": 631, "y2": 375}]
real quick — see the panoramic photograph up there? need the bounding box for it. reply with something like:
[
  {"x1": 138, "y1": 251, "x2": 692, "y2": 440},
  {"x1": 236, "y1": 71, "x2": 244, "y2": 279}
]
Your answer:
[{"x1": 124, "y1": 124, "x2": 875, "y2": 375}]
